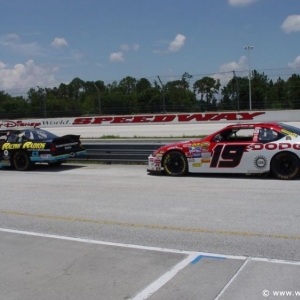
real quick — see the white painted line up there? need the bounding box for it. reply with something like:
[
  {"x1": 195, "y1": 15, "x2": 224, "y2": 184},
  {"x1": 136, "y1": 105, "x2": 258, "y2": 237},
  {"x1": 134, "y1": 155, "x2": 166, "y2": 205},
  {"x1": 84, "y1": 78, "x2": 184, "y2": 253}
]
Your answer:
[
  {"x1": 130, "y1": 253, "x2": 199, "y2": 300},
  {"x1": 0, "y1": 228, "x2": 244, "y2": 258},
  {"x1": 1, "y1": 228, "x2": 300, "y2": 266},
  {"x1": 214, "y1": 257, "x2": 251, "y2": 300},
  {"x1": 250, "y1": 257, "x2": 300, "y2": 266}
]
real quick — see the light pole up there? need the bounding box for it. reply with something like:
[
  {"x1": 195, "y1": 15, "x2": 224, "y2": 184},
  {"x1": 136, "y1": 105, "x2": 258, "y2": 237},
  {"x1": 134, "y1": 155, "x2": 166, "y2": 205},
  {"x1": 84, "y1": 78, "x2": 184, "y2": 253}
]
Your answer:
[
  {"x1": 93, "y1": 82, "x2": 101, "y2": 114},
  {"x1": 157, "y1": 76, "x2": 166, "y2": 113},
  {"x1": 244, "y1": 45, "x2": 254, "y2": 110}
]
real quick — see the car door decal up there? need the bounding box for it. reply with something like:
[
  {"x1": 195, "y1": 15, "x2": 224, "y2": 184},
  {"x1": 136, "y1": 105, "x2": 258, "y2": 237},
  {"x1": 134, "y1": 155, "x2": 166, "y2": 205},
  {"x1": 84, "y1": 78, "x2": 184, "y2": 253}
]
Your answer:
[{"x1": 210, "y1": 144, "x2": 247, "y2": 168}]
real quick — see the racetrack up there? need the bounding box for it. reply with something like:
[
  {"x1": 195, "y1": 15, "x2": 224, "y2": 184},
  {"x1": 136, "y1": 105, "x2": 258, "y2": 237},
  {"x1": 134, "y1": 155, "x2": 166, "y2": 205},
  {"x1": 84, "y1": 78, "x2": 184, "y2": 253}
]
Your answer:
[
  {"x1": 1, "y1": 163, "x2": 299, "y2": 261},
  {"x1": 1, "y1": 163, "x2": 300, "y2": 299}
]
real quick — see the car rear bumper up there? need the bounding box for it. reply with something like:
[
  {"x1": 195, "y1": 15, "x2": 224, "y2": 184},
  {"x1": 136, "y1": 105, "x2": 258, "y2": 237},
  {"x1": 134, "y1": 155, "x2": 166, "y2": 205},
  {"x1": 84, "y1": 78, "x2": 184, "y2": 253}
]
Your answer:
[
  {"x1": 30, "y1": 153, "x2": 70, "y2": 162},
  {"x1": 74, "y1": 150, "x2": 87, "y2": 157}
]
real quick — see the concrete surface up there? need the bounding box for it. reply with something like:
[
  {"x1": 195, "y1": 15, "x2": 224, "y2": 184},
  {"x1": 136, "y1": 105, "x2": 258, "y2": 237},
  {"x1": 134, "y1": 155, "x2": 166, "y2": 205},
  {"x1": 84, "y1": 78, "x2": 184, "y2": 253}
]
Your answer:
[
  {"x1": 1, "y1": 164, "x2": 300, "y2": 299},
  {"x1": 1, "y1": 229, "x2": 299, "y2": 300}
]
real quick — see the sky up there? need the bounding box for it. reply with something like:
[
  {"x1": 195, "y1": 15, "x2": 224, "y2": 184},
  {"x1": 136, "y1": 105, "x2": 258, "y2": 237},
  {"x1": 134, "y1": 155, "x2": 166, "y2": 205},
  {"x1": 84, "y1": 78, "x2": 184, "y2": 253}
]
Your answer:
[{"x1": 0, "y1": 0, "x2": 300, "y2": 95}]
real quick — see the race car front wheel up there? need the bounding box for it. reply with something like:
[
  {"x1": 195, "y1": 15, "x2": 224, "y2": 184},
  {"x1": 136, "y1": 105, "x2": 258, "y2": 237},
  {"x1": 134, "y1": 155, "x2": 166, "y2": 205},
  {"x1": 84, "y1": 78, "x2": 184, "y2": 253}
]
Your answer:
[
  {"x1": 13, "y1": 151, "x2": 32, "y2": 171},
  {"x1": 271, "y1": 152, "x2": 300, "y2": 180},
  {"x1": 163, "y1": 151, "x2": 188, "y2": 176}
]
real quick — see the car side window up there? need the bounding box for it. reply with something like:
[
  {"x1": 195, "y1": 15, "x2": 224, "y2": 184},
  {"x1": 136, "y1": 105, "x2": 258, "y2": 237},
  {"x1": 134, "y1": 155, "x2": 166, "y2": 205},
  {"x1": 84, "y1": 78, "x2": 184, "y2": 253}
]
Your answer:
[
  {"x1": 24, "y1": 131, "x2": 34, "y2": 140},
  {"x1": 258, "y1": 128, "x2": 278, "y2": 143},
  {"x1": 227, "y1": 128, "x2": 254, "y2": 142},
  {"x1": 7, "y1": 133, "x2": 18, "y2": 143},
  {"x1": 212, "y1": 129, "x2": 232, "y2": 142},
  {"x1": 0, "y1": 134, "x2": 7, "y2": 143}
]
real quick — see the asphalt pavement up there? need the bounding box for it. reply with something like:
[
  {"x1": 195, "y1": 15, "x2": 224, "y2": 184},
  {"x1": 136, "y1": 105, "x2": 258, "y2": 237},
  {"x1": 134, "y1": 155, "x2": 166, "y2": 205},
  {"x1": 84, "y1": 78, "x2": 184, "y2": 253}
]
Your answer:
[{"x1": 1, "y1": 164, "x2": 300, "y2": 299}]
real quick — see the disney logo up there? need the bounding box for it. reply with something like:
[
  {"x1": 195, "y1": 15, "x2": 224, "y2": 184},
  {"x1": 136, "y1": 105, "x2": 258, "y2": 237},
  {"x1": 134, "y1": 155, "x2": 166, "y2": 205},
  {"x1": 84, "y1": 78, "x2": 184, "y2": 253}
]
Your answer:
[{"x1": 0, "y1": 120, "x2": 41, "y2": 128}]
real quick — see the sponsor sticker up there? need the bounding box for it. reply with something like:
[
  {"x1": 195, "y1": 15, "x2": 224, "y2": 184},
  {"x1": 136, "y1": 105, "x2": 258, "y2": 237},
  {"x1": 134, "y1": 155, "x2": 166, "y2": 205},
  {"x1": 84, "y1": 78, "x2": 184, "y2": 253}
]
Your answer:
[
  {"x1": 192, "y1": 163, "x2": 202, "y2": 167},
  {"x1": 201, "y1": 142, "x2": 210, "y2": 148},
  {"x1": 281, "y1": 129, "x2": 298, "y2": 138},
  {"x1": 254, "y1": 155, "x2": 268, "y2": 169},
  {"x1": 201, "y1": 158, "x2": 211, "y2": 163},
  {"x1": 2, "y1": 143, "x2": 21, "y2": 150},
  {"x1": 22, "y1": 142, "x2": 46, "y2": 149},
  {"x1": 40, "y1": 154, "x2": 53, "y2": 159}
]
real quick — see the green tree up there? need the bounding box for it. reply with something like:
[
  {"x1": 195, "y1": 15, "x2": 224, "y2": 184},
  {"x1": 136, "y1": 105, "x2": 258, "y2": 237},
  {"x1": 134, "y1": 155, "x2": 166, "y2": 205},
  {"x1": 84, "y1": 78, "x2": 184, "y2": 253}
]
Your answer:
[
  {"x1": 193, "y1": 76, "x2": 221, "y2": 111},
  {"x1": 271, "y1": 77, "x2": 286, "y2": 109},
  {"x1": 0, "y1": 92, "x2": 28, "y2": 118},
  {"x1": 285, "y1": 74, "x2": 300, "y2": 109},
  {"x1": 251, "y1": 70, "x2": 270, "y2": 110}
]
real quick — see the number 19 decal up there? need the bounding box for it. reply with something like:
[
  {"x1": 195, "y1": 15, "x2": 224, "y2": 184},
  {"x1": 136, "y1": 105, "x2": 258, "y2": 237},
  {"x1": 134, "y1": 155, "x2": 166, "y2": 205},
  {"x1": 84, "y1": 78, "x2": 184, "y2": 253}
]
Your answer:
[{"x1": 210, "y1": 144, "x2": 246, "y2": 168}]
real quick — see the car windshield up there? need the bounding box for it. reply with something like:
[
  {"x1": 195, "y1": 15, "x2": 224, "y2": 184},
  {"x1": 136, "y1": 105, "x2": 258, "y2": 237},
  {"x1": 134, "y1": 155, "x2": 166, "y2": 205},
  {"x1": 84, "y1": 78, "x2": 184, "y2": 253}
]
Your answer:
[
  {"x1": 23, "y1": 129, "x2": 58, "y2": 140},
  {"x1": 279, "y1": 123, "x2": 300, "y2": 136}
]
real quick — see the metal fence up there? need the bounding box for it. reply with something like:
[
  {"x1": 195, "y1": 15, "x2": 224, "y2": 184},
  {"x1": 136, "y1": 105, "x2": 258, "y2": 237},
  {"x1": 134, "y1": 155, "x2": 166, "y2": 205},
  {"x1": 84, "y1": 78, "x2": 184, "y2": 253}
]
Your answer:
[{"x1": 70, "y1": 141, "x2": 169, "y2": 164}]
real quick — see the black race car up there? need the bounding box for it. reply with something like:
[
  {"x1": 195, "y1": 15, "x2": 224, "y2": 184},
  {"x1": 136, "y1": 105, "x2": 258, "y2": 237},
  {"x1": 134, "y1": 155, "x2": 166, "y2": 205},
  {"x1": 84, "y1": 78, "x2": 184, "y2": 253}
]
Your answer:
[{"x1": 0, "y1": 128, "x2": 86, "y2": 171}]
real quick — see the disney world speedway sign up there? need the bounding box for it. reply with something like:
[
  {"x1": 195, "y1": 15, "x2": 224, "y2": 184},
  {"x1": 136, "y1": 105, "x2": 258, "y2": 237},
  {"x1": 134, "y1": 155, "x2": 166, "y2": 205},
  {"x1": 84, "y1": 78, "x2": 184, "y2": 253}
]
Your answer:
[{"x1": 0, "y1": 111, "x2": 298, "y2": 129}]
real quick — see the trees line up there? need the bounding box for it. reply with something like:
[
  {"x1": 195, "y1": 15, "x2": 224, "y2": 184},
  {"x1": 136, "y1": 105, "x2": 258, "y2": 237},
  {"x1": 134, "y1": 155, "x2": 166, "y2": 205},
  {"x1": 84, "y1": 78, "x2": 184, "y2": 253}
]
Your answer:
[{"x1": 1, "y1": 71, "x2": 300, "y2": 119}]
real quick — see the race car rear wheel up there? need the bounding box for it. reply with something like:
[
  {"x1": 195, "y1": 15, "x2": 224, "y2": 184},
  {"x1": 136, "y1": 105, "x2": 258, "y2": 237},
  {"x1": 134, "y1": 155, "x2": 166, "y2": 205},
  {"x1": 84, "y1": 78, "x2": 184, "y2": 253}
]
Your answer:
[
  {"x1": 271, "y1": 152, "x2": 300, "y2": 180},
  {"x1": 163, "y1": 151, "x2": 188, "y2": 176},
  {"x1": 13, "y1": 151, "x2": 32, "y2": 171}
]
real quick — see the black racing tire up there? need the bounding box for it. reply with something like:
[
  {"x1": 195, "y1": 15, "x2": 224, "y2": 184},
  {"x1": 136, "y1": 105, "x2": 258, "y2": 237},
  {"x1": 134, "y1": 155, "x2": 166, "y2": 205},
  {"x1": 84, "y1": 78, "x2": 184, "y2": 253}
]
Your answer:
[
  {"x1": 162, "y1": 150, "x2": 188, "y2": 176},
  {"x1": 13, "y1": 151, "x2": 32, "y2": 171},
  {"x1": 270, "y1": 152, "x2": 300, "y2": 180}
]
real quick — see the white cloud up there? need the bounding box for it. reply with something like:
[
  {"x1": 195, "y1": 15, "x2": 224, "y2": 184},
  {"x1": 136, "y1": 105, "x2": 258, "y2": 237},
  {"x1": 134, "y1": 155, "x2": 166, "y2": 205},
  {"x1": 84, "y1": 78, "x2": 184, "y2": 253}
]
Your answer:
[
  {"x1": 168, "y1": 34, "x2": 186, "y2": 53},
  {"x1": 281, "y1": 15, "x2": 300, "y2": 33},
  {"x1": 133, "y1": 44, "x2": 140, "y2": 51},
  {"x1": 0, "y1": 60, "x2": 57, "y2": 91},
  {"x1": 70, "y1": 50, "x2": 84, "y2": 61},
  {"x1": 51, "y1": 37, "x2": 68, "y2": 48},
  {"x1": 0, "y1": 36, "x2": 41, "y2": 56},
  {"x1": 154, "y1": 34, "x2": 186, "y2": 54},
  {"x1": 219, "y1": 56, "x2": 248, "y2": 72},
  {"x1": 288, "y1": 56, "x2": 300, "y2": 68},
  {"x1": 213, "y1": 56, "x2": 248, "y2": 86},
  {"x1": 120, "y1": 43, "x2": 140, "y2": 51},
  {"x1": 228, "y1": 0, "x2": 259, "y2": 6},
  {"x1": 109, "y1": 52, "x2": 124, "y2": 62},
  {"x1": 5, "y1": 33, "x2": 20, "y2": 41},
  {"x1": 120, "y1": 44, "x2": 130, "y2": 51},
  {"x1": 0, "y1": 61, "x2": 6, "y2": 70}
]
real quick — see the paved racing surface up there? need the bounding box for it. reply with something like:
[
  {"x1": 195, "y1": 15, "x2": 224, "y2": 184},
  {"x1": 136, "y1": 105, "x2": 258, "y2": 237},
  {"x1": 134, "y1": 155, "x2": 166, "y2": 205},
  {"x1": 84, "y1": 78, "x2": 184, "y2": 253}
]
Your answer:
[{"x1": 1, "y1": 164, "x2": 300, "y2": 299}]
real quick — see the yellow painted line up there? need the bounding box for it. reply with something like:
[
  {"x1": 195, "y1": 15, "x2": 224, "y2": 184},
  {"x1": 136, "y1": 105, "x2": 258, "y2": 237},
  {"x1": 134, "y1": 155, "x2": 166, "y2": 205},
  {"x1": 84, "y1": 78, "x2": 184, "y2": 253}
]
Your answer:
[{"x1": 1, "y1": 209, "x2": 300, "y2": 240}]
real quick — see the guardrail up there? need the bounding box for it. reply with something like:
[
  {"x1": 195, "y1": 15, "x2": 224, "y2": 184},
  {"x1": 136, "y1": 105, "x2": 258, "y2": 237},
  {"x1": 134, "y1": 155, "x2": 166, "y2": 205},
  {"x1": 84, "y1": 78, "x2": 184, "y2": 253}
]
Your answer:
[{"x1": 70, "y1": 141, "x2": 169, "y2": 164}]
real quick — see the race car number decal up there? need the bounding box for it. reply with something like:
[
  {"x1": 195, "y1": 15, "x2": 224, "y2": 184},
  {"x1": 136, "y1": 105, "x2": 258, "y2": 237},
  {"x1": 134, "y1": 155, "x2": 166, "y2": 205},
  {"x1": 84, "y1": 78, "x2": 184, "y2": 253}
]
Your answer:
[{"x1": 210, "y1": 144, "x2": 247, "y2": 168}]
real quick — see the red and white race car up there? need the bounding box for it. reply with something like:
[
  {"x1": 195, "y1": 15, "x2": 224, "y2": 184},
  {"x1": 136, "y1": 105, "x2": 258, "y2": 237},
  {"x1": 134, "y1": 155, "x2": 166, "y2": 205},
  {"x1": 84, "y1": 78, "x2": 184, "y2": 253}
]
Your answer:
[{"x1": 147, "y1": 122, "x2": 300, "y2": 180}]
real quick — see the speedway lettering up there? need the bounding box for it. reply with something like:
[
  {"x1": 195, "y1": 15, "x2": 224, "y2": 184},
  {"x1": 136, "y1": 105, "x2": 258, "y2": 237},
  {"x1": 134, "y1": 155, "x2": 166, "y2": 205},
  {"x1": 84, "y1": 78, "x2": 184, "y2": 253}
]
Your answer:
[
  {"x1": 2, "y1": 143, "x2": 22, "y2": 150},
  {"x1": 72, "y1": 112, "x2": 265, "y2": 125},
  {"x1": 0, "y1": 112, "x2": 267, "y2": 129},
  {"x1": 22, "y1": 142, "x2": 46, "y2": 149}
]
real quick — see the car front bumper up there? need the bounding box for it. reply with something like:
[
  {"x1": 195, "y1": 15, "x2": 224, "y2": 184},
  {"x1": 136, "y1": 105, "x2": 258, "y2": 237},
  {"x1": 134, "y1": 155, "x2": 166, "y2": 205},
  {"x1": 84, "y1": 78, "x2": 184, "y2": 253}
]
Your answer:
[{"x1": 147, "y1": 155, "x2": 163, "y2": 173}]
